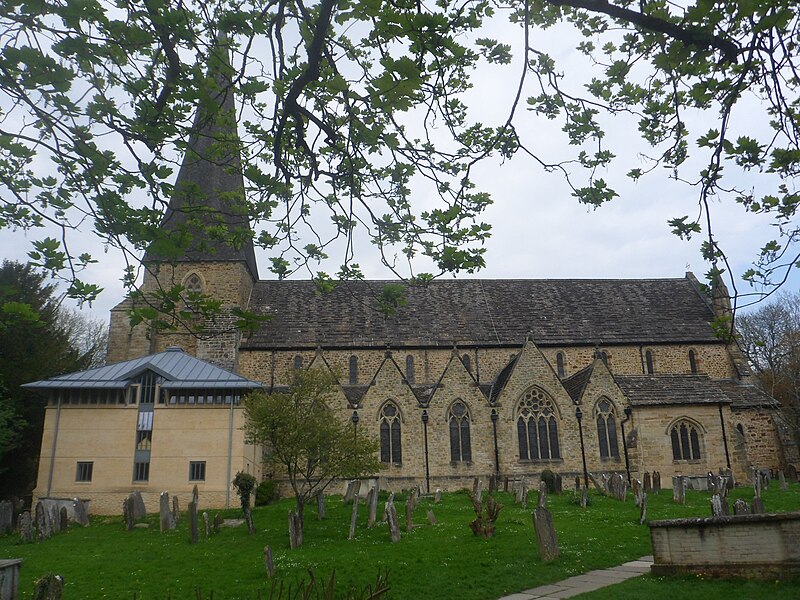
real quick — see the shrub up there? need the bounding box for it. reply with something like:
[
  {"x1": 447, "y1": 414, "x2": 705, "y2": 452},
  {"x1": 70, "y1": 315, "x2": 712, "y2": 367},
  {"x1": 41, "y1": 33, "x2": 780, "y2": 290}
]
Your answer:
[
  {"x1": 255, "y1": 479, "x2": 280, "y2": 506},
  {"x1": 540, "y1": 469, "x2": 556, "y2": 494},
  {"x1": 232, "y1": 471, "x2": 257, "y2": 511}
]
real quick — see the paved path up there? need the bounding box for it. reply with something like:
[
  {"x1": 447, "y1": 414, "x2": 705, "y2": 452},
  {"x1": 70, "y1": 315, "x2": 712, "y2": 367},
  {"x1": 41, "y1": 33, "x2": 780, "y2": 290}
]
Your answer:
[{"x1": 497, "y1": 556, "x2": 654, "y2": 600}]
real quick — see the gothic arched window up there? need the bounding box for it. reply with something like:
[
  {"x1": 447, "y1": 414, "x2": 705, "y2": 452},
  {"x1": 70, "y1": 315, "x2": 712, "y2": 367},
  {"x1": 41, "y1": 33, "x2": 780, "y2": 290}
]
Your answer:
[
  {"x1": 556, "y1": 352, "x2": 565, "y2": 378},
  {"x1": 448, "y1": 401, "x2": 472, "y2": 463},
  {"x1": 349, "y1": 355, "x2": 358, "y2": 384},
  {"x1": 184, "y1": 273, "x2": 203, "y2": 295},
  {"x1": 379, "y1": 402, "x2": 402, "y2": 463},
  {"x1": 595, "y1": 398, "x2": 620, "y2": 459},
  {"x1": 516, "y1": 388, "x2": 560, "y2": 461},
  {"x1": 670, "y1": 420, "x2": 703, "y2": 461}
]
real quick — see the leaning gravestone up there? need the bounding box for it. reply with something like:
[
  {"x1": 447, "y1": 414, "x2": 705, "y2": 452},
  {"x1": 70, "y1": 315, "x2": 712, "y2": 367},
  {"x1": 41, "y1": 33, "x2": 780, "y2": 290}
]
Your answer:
[
  {"x1": 343, "y1": 480, "x2": 359, "y2": 504},
  {"x1": 264, "y1": 545, "x2": 275, "y2": 578},
  {"x1": 733, "y1": 499, "x2": 750, "y2": 515},
  {"x1": 752, "y1": 496, "x2": 765, "y2": 514},
  {"x1": 779, "y1": 470, "x2": 788, "y2": 491},
  {"x1": 385, "y1": 499, "x2": 400, "y2": 543},
  {"x1": 532, "y1": 507, "x2": 559, "y2": 562},
  {"x1": 639, "y1": 493, "x2": 647, "y2": 525},
  {"x1": 427, "y1": 509, "x2": 436, "y2": 525},
  {"x1": 0, "y1": 501, "x2": 13, "y2": 535},
  {"x1": 129, "y1": 491, "x2": 146, "y2": 520},
  {"x1": 643, "y1": 471, "x2": 652, "y2": 494},
  {"x1": 349, "y1": 493, "x2": 360, "y2": 540},
  {"x1": 72, "y1": 499, "x2": 89, "y2": 526},
  {"x1": 123, "y1": 496, "x2": 135, "y2": 531},
  {"x1": 434, "y1": 489, "x2": 441, "y2": 504},
  {"x1": 367, "y1": 487, "x2": 378, "y2": 528},
  {"x1": 18, "y1": 511, "x2": 33, "y2": 543},
  {"x1": 33, "y1": 573, "x2": 63, "y2": 600}
]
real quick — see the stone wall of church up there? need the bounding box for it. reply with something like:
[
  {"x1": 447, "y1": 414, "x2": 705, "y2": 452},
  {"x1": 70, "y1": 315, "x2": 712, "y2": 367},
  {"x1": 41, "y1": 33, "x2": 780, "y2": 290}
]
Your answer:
[{"x1": 731, "y1": 407, "x2": 785, "y2": 474}]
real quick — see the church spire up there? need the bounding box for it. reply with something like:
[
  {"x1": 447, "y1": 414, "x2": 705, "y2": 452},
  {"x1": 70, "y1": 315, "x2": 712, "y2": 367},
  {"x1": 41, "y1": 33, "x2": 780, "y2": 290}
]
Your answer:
[{"x1": 145, "y1": 34, "x2": 258, "y2": 279}]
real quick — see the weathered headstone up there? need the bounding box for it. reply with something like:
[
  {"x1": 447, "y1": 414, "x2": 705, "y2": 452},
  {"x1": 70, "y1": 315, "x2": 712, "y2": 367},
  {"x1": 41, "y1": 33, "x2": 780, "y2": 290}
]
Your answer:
[
  {"x1": 710, "y1": 494, "x2": 724, "y2": 517},
  {"x1": 532, "y1": 507, "x2": 559, "y2": 562},
  {"x1": 385, "y1": 500, "x2": 400, "y2": 543},
  {"x1": 632, "y1": 478, "x2": 642, "y2": 506},
  {"x1": 574, "y1": 475, "x2": 581, "y2": 493},
  {"x1": 653, "y1": 471, "x2": 661, "y2": 494},
  {"x1": 588, "y1": 472, "x2": 606, "y2": 496},
  {"x1": 171, "y1": 495, "x2": 179, "y2": 525},
  {"x1": 129, "y1": 490, "x2": 146, "y2": 519},
  {"x1": 367, "y1": 486, "x2": 378, "y2": 528},
  {"x1": 521, "y1": 482, "x2": 529, "y2": 509},
  {"x1": 426, "y1": 509, "x2": 436, "y2": 525},
  {"x1": 707, "y1": 471, "x2": 716, "y2": 493},
  {"x1": 343, "y1": 480, "x2": 359, "y2": 504},
  {"x1": 288, "y1": 510, "x2": 302, "y2": 548},
  {"x1": 752, "y1": 496, "x2": 765, "y2": 514},
  {"x1": 123, "y1": 496, "x2": 135, "y2": 531},
  {"x1": 580, "y1": 485, "x2": 588, "y2": 509},
  {"x1": 316, "y1": 490, "x2": 326, "y2": 520},
  {"x1": 754, "y1": 469, "x2": 762, "y2": 498},
  {"x1": 516, "y1": 479, "x2": 526, "y2": 504},
  {"x1": 72, "y1": 498, "x2": 89, "y2": 526},
  {"x1": 203, "y1": 511, "x2": 211, "y2": 538},
  {"x1": 348, "y1": 493, "x2": 360, "y2": 540},
  {"x1": 192, "y1": 484, "x2": 199, "y2": 508},
  {"x1": 405, "y1": 491, "x2": 418, "y2": 531},
  {"x1": 643, "y1": 471, "x2": 652, "y2": 493},
  {"x1": 715, "y1": 475, "x2": 728, "y2": 499},
  {"x1": 58, "y1": 507, "x2": 68, "y2": 532},
  {"x1": 434, "y1": 488, "x2": 441, "y2": 504},
  {"x1": 160, "y1": 492, "x2": 176, "y2": 532},
  {"x1": 554, "y1": 473, "x2": 563, "y2": 495},
  {"x1": 672, "y1": 476, "x2": 686, "y2": 505},
  {"x1": 35, "y1": 501, "x2": 51, "y2": 541},
  {"x1": 264, "y1": 545, "x2": 275, "y2": 577},
  {"x1": 779, "y1": 470, "x2": 788, "y2": 491},
  {"x1": 639, "y1": 493, "x2": 647, "y2": 525},
  {"x1": 33, "y1": 574, "x2": 63, "y2": 600},
  {"x1": 188, "y1": 500, "x2": 198, "y2": 544},
  {"x1": 537, "y1": 481, "x2": 547, "y2": 509},
  {"x1": 214, "y1": 513, "x2": 222, "y2": 533},
  {"x1": 49, "y1": 505, "x2": 59, "y2": 535},
  {"x1": 0, "y1": 501, "x2": 13, "y2": 535},
  {"x1": 788, "y1": 464, "x2": 798, "y2": 483},
  {"x1": 244, "y1": 506, "x2": 255, "y2": 534},
  {"x1": 19, "y1": 511, "x2": 33, "y2": 543},
  {"x1": 488, "y1": 475, "x2": 497, "y2": 494},
  {"x1": 733, "y1": 499, "x2": 750, "y2": 515}
]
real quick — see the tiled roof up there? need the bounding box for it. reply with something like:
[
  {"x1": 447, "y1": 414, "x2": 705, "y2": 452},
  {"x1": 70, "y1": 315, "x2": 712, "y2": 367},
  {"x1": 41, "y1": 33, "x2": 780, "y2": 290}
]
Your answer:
[
  {"x1": 243, "y1": 277, "x2": 717, "y2": 349},
  {"x1": 717, "y1": 380, "x2": 778, "y2": 408},
  {"x1": 614, "y1": 375, "x2": 731, "y2": 406},
  {"x1": 563, "y1": 365, "x2": 594, "y2": 403},
  {"x1": 23, "y1": 347, "x2": 262, "y2": 390}
]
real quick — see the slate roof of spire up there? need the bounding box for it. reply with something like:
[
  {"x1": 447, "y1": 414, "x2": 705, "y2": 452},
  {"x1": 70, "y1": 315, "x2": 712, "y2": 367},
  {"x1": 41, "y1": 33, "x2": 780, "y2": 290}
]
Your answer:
[
  {"x1": 144, "y1": 40, "x2": 258, "y2": 279},
  {"x1": 23, "y1": 346, "x2": 262, "y2": 390},
  {"x1": 242, "y1": 277, "x2": 717, "y2": 349}
]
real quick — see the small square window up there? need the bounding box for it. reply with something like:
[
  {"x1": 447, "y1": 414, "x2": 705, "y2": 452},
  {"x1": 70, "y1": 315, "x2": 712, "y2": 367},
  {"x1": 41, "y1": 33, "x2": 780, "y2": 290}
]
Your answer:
[
  {"x1": 76, "y1": 461, "x2": 93, "y2": 482},
  {"x1": 133, "y1": 461, "x2": 150, "y2": 482},
  {"x1": 189, "y1": 461, "x2": 206, "y2": 482}
]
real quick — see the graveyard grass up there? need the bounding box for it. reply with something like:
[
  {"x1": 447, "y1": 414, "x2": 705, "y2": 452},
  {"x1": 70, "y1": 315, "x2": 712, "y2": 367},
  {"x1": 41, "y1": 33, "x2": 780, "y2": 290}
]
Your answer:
[{"x1": 1, "y1": 485, "x2": 799, "y2": 599}]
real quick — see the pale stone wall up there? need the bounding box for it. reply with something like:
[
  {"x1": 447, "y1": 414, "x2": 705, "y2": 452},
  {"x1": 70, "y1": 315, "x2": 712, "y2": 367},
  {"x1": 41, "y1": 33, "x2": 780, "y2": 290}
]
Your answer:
[
  {"x1": 731, "y1": 407, "x2": 784, "y2": 473},
  {"x1": 34, "y1": 403, "x2": 254, "y2": 515}
]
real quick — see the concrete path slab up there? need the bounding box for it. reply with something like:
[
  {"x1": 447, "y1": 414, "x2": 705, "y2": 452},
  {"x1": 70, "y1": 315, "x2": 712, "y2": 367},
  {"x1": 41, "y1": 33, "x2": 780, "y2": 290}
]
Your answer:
[{"x1": 497, "y1": 555, "x2": 653, "y2": 600}]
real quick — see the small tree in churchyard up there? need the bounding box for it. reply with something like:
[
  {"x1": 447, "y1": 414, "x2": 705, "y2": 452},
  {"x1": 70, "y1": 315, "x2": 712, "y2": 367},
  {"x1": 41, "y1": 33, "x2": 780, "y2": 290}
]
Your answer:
[{"x1": 243, "y1": 368, "x2": 380, "y2": 548}]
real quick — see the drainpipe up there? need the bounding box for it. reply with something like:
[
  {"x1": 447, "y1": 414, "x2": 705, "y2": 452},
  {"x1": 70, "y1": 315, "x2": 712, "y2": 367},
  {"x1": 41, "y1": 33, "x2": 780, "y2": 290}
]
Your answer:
[
  {"x1": 491, "y1": 409, "x2": 500, "y2": 474},
  {"x1": 718, "y1": 404, "x2": 731, "y2": 469},
  {"x1": 46, "y1": 394, "x2": 63, "y2": 497},
  {"x1": 225, "y1": 393, "x2": 235, "y2": 508},
  {"x1": 620, "y1": 407, "x2": 633, "y2": 485}
]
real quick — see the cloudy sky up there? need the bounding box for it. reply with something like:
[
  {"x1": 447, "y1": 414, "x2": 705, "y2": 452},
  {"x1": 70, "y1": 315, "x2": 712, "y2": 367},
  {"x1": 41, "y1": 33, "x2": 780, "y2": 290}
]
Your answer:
[{"x1": 1, "y1": 14, "x2": 795, "y2": 323}]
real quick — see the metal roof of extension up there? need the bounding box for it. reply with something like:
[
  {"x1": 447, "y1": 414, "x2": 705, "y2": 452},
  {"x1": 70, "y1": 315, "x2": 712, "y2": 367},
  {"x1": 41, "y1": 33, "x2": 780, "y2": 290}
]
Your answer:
[{"x1": 22, "y1": 346, "x2": 263, "y2": 391}]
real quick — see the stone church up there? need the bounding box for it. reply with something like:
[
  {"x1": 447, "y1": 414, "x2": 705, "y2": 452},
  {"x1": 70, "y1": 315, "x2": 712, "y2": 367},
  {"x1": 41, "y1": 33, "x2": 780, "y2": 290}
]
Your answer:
[{"x1": 26, "y1": 48, "x2": 797, "y2": 514}]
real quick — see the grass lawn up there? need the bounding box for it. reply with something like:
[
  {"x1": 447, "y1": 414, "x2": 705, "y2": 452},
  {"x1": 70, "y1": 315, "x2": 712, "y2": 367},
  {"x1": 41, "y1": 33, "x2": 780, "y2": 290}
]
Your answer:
[{"x1": 1, "y1": 483, "x2": 799, "y2": 599}]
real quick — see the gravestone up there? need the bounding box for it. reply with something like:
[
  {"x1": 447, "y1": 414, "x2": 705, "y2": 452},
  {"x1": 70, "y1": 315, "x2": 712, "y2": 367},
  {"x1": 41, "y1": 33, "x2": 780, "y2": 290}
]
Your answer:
[
  {"x1": 160, "y1": 492, "x2": 176, "y2": 532},
  {"x1": 0, "y1": 501, "x2": 13, "y2": 535},
  {"x1": 715, "y1": 475, "x2": 728, "y2": 499},
  {"x1": 203, "y1": 511, "x2": 211, "y2": 538},
  {"x1": 385, "y1": 499, "x2": 400, "y2": 543},
  {"x1": 59, "y1": 507, "x2": 68, "y2": 532},
  {"x1": 779, "y1": 470, "x2": 788, "y2": 491},
  {"x1": 19, "y1": 511, "x2": 33, "y2": 543},
  {"x1": 754, "y1": 470, "x2": 762, "y2": 498},
  {"x1": 343, "y1": 480, "x2": 359, "y2": 504},
  {"x1": 672, "y1": 476, "x2": 686, "y2": 505},
  {"x1": 192, "y1": 484, "x2": 199, "y2": 508},
  {"x1": 288, "y1": 510, "x2": 302, "y2": 548},
  {"x1": 516, "y1": 480, "x2": 526, "y2": 504},
  {"x1": 580, "y1": 485, "x2": 588, "y2": 509},
  {"x1": 214, "y1": 513, "x2": 222, "y2": 533},
  {"x1": 639, "y1": 493, "x2": 647, "y2": 525},
  {"x1": 188, "y1": 500, "x2": 198, "y2": 544},
  {"x1": 653, "y1": 471, "x2": 661, "y2": 494},
  {"x1": 588, "y1": 472, "x2": 605, "y2": 496},
  {"x1": 426, "y1": 509, "x2": 436, "y2": 525},
  {"x1": 788, "y1": 464, "x2": 798, "y2": 483},
  {"x1": 707, "y1": 471, "x2": 716, "y2": 493},
  {"x1": 72, "y1": 499, "x2": 89, "y2": 526},
  {"x1": 123, "y1": 496, "x2": 135, "y2": 531},
  {"x1": 172, "y1": 495, "x2": 180, "y2": 524},
  {"x1": 752, "y1": 496, "x2": 765, "y2": 514},
  {"x1": 348, "y1": 493, "x2": 360, "y2": 540},
  {"x1": 49, "y1": 506, "x2": 59, "y2": 535},
  {"x1": 367, "y1": 487, "x2": 378, "y2": 528},
  {"x1": 537, "y1": 481, "x2": 547, "y2": 509},
  {"x1": 434, "y1": 489, "x2": 441, "y2": 504},
  {"x1": 35, "y1": 501, "x2": 51, "y2": 541},
  {"x1": 264, "y1": 545, "x2": 275, "y2": 577},
  {"x1": 574, "y1": 475, "x2": 581, "y2": 493},
  {"x1": 474, "y1": 479, "x2": 483, "y2": 504},
  {"x1": 632, "y1": 478, "x2": 642, "y2": 506},
  {"x1": 521, "y1": 482, "x2": 529, "y2": 509},
  {"x1": 244, "y1": 506, "x2": 255, "y2": 534},
  {"x1": 532, "y1": 507, "x2": 559, "y2": 562},
  {"x1": 33, "y1": 574, "x2": 63, "y2": 600},
  {"x1": 710, "y1": 494, "x2": 724, "y2": 517},
  {"x1": 554, "y1": 473, "x2": 563, "y2": 495},
  {"x1": 129, "y1": 490, "x2": 146, "y2": 519},
  {"x1": 405, "y1": 492, "x2": 418, "y2": 531},
  {"x1": 733, "y1": 499, "x2": 750, "y2": 515},
  {"x1": 643, "y1": 471, "x2": 652, "y2": 493},
  {"x1": 316, "y1": 490, "x2": 326, "y2": 519},
  {"x1": 489, "y1": 475, "x2": 497, "y2": 494}
]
